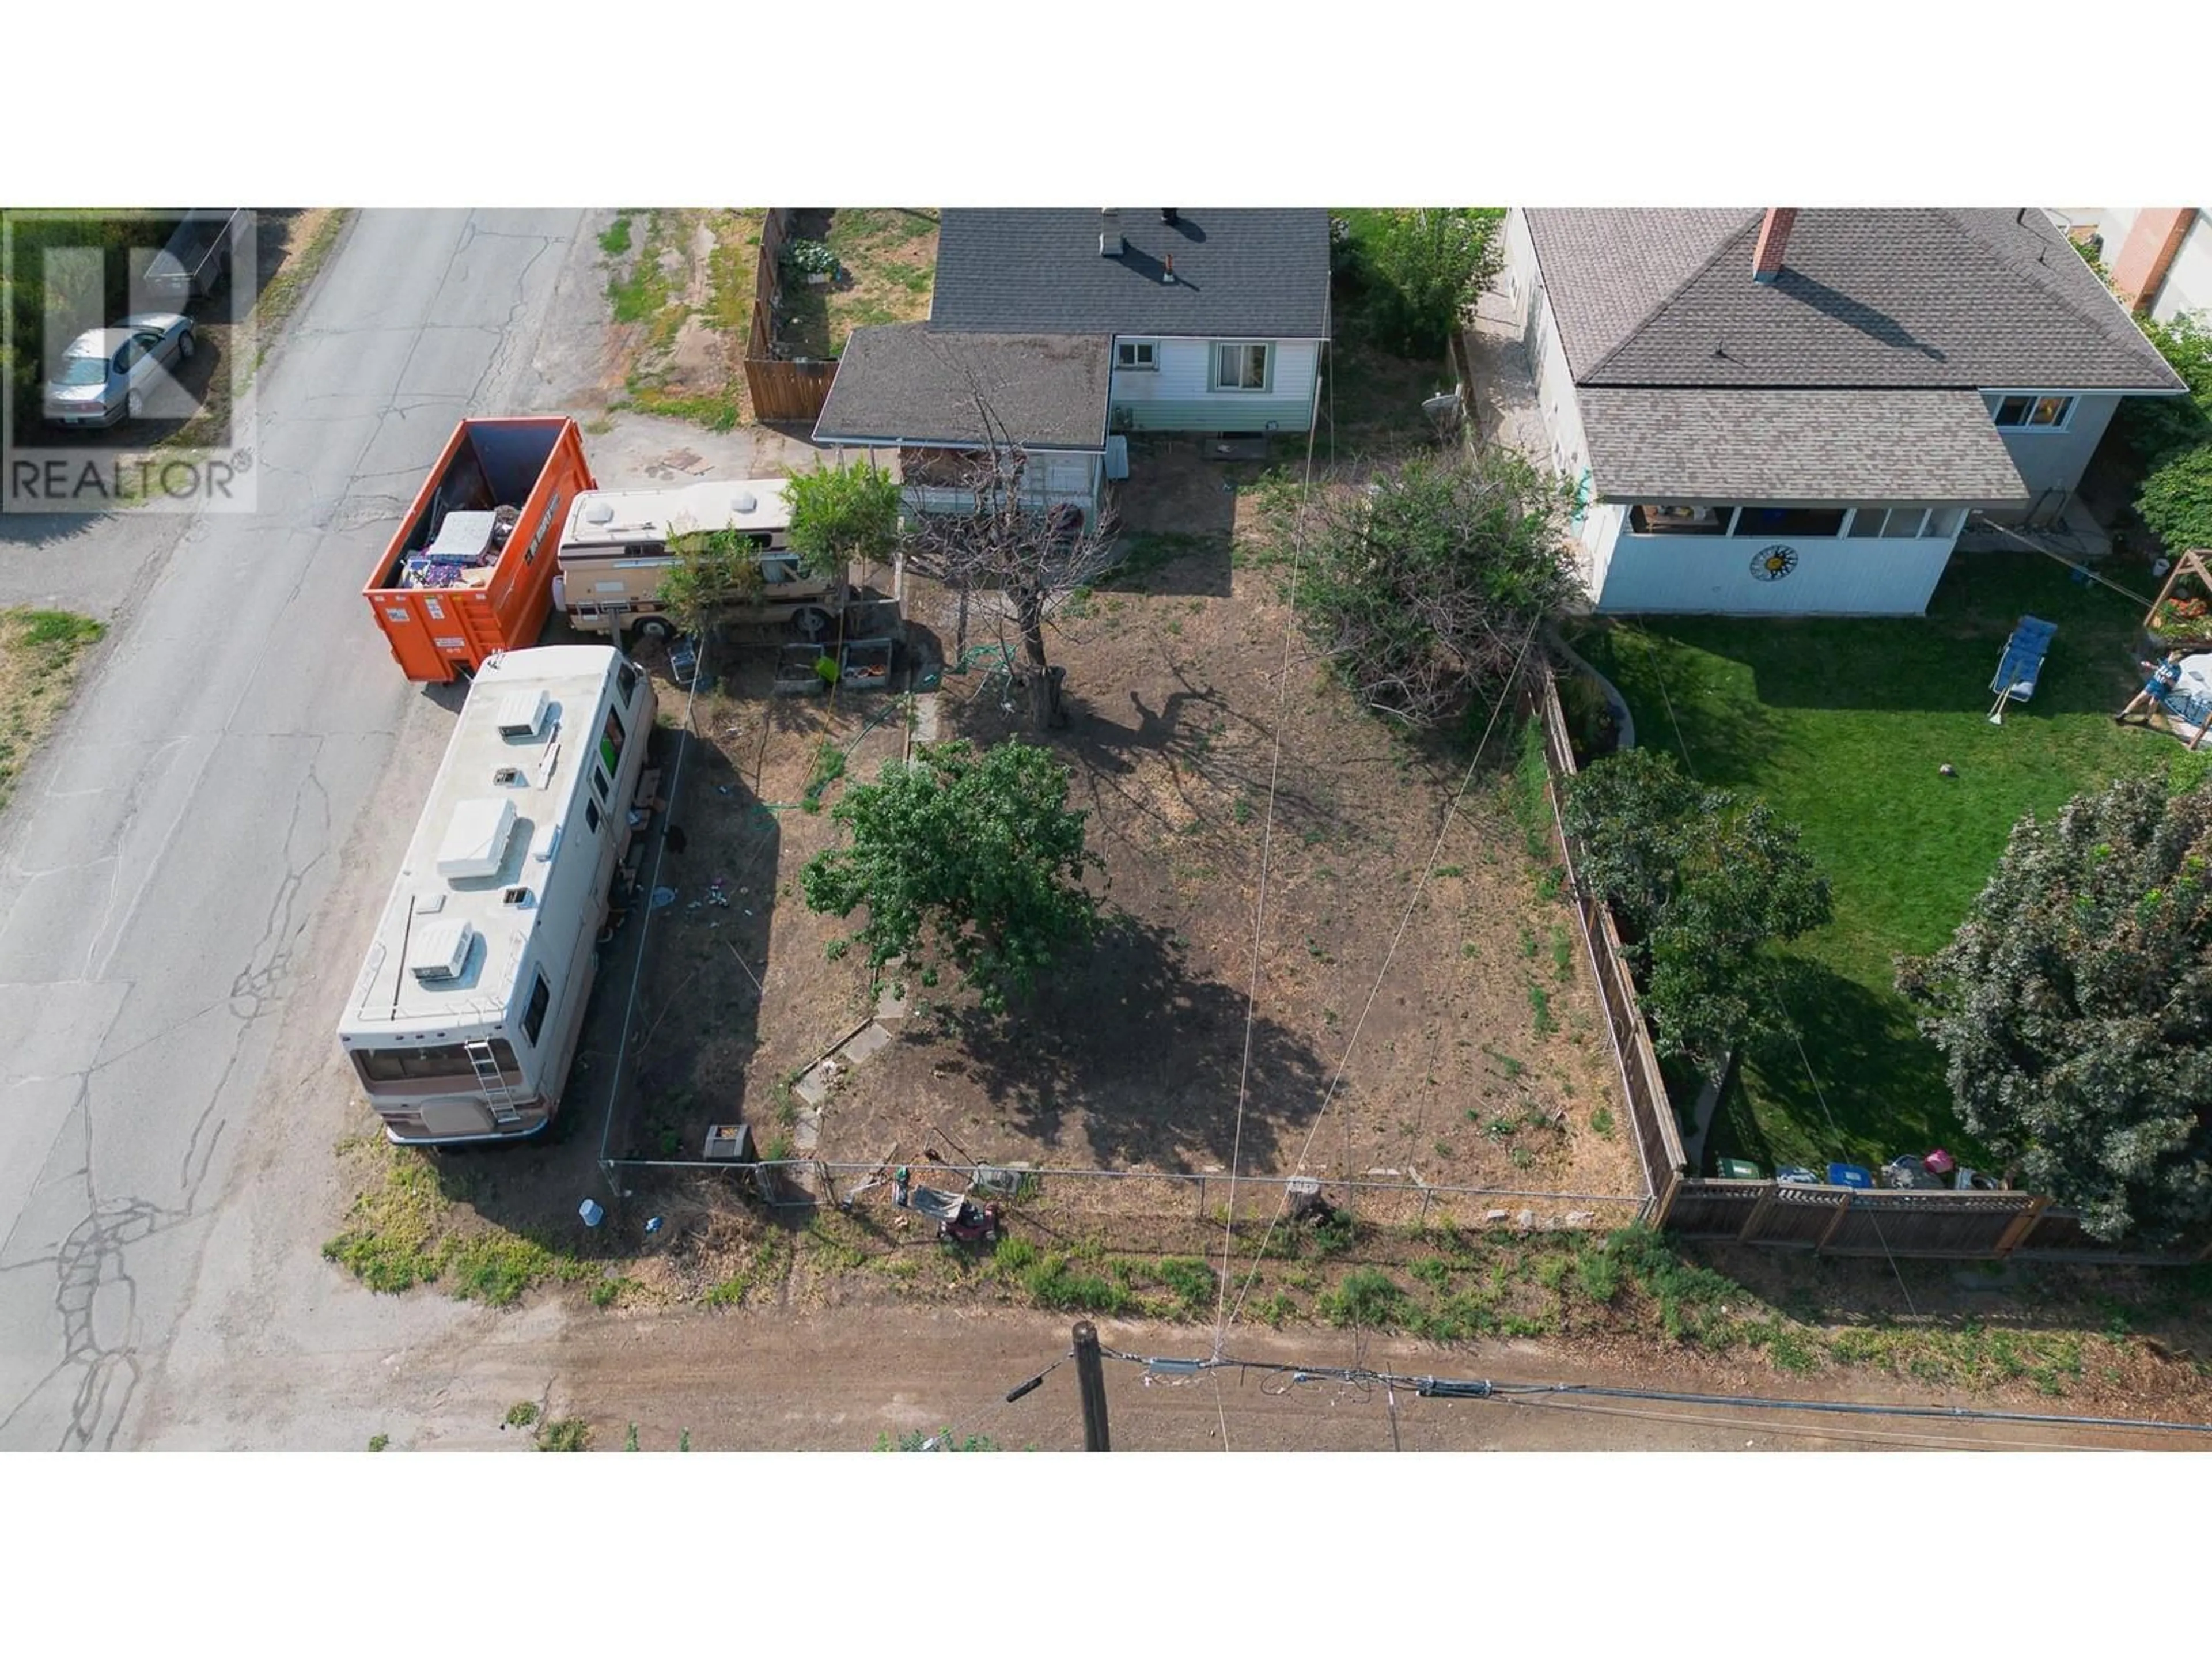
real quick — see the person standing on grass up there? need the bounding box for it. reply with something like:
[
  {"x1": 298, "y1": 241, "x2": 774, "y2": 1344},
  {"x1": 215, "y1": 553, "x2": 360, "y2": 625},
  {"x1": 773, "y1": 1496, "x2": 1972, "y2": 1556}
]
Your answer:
[{"x1": 2118, "y1": 650, "x2": 2187, "y2": 725}]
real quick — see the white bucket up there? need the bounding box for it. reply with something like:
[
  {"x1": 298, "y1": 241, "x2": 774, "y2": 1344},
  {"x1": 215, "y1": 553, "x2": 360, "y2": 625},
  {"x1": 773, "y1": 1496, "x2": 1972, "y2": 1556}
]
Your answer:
[{"x1": 578, "y1": 1198, "x2": 605, "y2": 1228}]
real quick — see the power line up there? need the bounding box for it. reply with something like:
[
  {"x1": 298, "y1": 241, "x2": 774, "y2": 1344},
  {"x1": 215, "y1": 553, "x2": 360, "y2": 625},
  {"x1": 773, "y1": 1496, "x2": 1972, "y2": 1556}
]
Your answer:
[
  {"x1": 1219, "y1": 617, "x2": 1547, "y2": 1339},
  {"x1": 1094, "y1": 1343, "x2": 2212, "y2": 1440},
  {"x1": 1211, "y1": 369, "x2": 1327, "y2": 1356}
]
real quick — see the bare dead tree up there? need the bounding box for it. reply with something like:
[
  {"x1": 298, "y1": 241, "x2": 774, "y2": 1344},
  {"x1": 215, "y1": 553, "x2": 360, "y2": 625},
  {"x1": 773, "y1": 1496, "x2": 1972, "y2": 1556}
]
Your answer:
[{"x1": 900, "y1": 372, "x2": 1120, "y2": 732}]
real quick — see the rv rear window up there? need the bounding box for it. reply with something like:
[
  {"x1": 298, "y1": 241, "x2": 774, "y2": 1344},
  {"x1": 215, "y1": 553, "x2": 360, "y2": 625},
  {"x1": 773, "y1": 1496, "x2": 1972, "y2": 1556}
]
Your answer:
[
  {"x1": 585, "y1": 798, "x2": 603, "y2": 835},
  {"x1": 355, "y1": 1040, "x2": 518, "y2": 1084}
]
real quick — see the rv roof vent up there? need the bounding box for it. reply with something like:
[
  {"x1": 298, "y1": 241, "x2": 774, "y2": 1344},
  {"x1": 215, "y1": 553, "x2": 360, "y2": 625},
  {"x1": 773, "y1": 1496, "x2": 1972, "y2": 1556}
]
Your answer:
[
  {"x1": 584, "y1": 501, "x2": 616, "y2": 525},
  {"x1": 437, "y1": 798, "x2": 519, "y2": 881},
  {"x1": 493, "y1": 765, "x2": 525, "y2": 787},
  {"x1": 733, "y1": 490, "x2": 757, "y2": 514},
  {"x1": 497, "y1": 688, "x2": 550, "y2": 738},
  {"x1": 501, "y1": 886, "x2": 532, "y2": 908},
  {"x1": 407, "y1": 917, "x2": 476, "y2": 984}
]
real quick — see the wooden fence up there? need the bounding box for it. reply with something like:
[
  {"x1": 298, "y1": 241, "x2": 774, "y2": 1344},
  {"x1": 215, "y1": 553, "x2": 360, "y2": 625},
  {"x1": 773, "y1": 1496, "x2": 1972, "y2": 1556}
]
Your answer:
[
  {"x1": 1527, "y1": 667, "x2": 1684, "y2": 1221},
  {"x1": 742, "y1": 207, "x2": 839, "y2": 425},
  {"x1": 1530, "y1": 661, "x2": 2212, "y2": 1266}
]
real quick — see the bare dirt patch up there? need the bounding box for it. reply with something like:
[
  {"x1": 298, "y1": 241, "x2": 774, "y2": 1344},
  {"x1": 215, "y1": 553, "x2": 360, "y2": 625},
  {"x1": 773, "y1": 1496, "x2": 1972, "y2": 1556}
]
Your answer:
[
  {"x1": 637, "y1": 444, "x2": 1641, "y2": 1215},
  {"x1": 603, "y1": 209, "x2": 764, "y2": 431}
]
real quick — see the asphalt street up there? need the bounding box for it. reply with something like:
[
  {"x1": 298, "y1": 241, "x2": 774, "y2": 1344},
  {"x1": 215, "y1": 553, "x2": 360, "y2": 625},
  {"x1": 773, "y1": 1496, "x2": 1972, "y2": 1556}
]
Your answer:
[{"x1": 0, "y1": 210, "x2": 597, "y2": 1449}]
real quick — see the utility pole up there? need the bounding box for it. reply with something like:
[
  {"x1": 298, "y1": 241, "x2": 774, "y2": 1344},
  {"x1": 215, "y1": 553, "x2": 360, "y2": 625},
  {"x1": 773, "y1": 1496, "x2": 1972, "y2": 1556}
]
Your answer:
[{"x1": 1072, "y1": 1320, "x2": 1111, "y2": 1451}]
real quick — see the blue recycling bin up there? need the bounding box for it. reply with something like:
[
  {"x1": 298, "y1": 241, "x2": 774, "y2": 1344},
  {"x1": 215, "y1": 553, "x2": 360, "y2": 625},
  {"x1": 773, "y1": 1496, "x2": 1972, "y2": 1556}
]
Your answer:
[{"x1": 1826, "y1": 1162, "x2": 1873, "y2": 1190}]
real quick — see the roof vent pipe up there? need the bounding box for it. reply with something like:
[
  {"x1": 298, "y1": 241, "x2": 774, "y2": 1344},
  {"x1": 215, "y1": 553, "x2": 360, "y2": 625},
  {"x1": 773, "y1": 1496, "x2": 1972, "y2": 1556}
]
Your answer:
[
  {"x1": 1752, "y1": 209, "x2": 1797, "y2": 284},
  {"x1": 1100, "y1": 209, "x2": 1124, "y2": 258}
]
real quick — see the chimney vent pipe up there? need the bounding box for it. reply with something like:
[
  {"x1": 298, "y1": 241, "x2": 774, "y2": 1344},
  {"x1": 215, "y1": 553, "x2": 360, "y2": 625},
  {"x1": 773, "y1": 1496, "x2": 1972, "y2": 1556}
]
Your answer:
[{"x1": 1752, "y1": 209, "x2": 1797, "y2": 283}]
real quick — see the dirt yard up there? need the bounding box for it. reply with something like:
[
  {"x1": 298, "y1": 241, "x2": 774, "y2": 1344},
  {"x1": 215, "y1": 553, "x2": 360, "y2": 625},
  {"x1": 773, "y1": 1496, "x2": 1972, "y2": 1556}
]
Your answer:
[{"x1": 620, "y1": 440, "x2": 1639, "y2": 1218}]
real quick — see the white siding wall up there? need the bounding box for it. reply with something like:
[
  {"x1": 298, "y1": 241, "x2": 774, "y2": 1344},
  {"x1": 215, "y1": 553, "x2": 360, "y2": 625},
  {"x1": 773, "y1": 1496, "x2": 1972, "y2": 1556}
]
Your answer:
[
  {"x1": 1986, "y1": 392, "x2": 2121, "y2": 511},
  {"x1": 1595, "y1": 528, "x2": 1956, "y2": 615},
  {"x1": 1503, "y1": 212, "x2": 1596, "y2": 486},
  {"x1": 1109, "y1": 338, "x2": 1320, "y2": 431},
  {"x1": 902, "y1": 452, "x2": 1103, "y2": 522}
]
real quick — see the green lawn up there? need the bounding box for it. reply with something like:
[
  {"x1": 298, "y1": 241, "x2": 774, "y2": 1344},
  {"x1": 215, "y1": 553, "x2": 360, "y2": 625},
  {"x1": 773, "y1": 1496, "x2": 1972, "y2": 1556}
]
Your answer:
[{"x1": 1573, "y1": 551, "x2": 2212, "y2": 1175}]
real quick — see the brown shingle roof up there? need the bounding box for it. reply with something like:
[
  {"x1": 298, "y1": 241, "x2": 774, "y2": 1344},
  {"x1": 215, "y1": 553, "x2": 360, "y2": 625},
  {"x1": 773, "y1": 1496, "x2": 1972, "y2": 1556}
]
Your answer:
[{"x1": 1526, "y1": 209, "x2": 2183, "y2": 391}]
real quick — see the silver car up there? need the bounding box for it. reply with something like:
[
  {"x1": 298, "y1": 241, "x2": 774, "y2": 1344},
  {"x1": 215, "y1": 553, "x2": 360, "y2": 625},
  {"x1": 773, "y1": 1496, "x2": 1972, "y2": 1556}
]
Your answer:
[{"x1": 41, "y1": 312, "x2": 196, "y2": 428}]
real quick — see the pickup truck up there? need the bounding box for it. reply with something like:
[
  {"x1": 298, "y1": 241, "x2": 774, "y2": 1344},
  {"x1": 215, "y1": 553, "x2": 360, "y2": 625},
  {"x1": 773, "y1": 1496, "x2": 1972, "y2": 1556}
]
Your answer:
[{"x1": 145, "y1": 210, "x2": 244, "y2": 301}]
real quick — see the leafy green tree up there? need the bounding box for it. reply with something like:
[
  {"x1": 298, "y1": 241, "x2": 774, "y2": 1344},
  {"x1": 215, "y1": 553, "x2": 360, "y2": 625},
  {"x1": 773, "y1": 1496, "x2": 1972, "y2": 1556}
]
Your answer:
[
  {"x1": 1563, "y1": 748, "x2": 1832, "y2": 1067},
  {"x1": 1342, "y1": 209, "x2": 1503, "y2": 359},
  {"x1": 785, "y1": 460, "x2": 901, "y2": 579},
  {"x1": 1896, "y1": 774, "x2": 2212, "y2": 1244},
  {"x1": 2138, "y1": 443, "x2": 2212, "y2": 556},
  {"x1": 1272, "y1": 448, "x2": 1582, "y2": 730},
  {"x1": 801, "y1": 740, "x2": 1103, "y2": 1014},
  {"x1": 653, "y1": 525, "x2": 761, "y2": 641},
  {"x1": 2122, "y1": 312, "x2": 2212, "y2": 464}
]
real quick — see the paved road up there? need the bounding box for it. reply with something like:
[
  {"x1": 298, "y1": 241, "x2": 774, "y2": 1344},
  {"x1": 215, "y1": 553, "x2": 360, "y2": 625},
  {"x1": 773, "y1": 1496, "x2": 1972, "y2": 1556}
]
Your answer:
[{"x1": 0, "y1": 209, "x2": 600, "y2": 1449}]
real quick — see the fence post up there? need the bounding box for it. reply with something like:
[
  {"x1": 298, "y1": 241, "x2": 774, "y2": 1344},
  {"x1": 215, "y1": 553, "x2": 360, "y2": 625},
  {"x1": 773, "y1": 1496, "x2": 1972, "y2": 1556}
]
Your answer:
[
  {"x1": 1738, "y1": 1180, "x2": 1779, "y2": 1243},
  {"x1": 1816, "y1": 1191, "x2": 1855, "y2": 1255},
  {"x1": 1992, "y1": 1194, "x2": 2051, "y2": 1258}
]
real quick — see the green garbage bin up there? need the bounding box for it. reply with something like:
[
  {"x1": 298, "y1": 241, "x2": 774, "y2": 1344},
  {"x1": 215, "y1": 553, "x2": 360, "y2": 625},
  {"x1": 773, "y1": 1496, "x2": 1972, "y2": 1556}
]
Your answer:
[{"x1": 1715, "y1": 1157, "x2": 1765, "y2": 1181}]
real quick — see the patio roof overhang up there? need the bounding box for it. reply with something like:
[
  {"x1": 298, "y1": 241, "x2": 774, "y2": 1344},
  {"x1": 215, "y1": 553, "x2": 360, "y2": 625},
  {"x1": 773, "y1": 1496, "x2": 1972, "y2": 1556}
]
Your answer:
[
  {"x1": 812, "y1": 324, "x2": 1111, "y2": 454},
  {"x1": 1581, "y1": 387, "x2": 2033, "y2": 510}
]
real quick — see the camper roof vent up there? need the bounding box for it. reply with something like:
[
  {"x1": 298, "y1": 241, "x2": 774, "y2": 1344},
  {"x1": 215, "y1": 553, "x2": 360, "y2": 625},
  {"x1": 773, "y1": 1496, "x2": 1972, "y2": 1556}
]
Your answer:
[
  {"x1": 733, "y1": 490, "x2": 757, "y2": 514},
  {"x1": 437, "y1": 798, "x2": 519, "y2": 881},
  {"x1": 584, "y1": 501, "x2": 616, "y2": 525},
  {"x1": 497, "y1": 688, "x2": 550, "y2": 738},
  {"x1": 407, "y1": 917, "x2": 476, "y2": 984}
]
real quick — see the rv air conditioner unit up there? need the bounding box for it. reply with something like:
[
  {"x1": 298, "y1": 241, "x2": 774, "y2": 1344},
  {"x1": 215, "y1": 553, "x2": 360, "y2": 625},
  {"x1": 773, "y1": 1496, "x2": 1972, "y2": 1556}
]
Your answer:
[
  {"x1": 407, "y1": 917, "x2": 476, "y2": 983},
  {"x1": 496, "y1": 688, "x2": 550, "y2": 738}
]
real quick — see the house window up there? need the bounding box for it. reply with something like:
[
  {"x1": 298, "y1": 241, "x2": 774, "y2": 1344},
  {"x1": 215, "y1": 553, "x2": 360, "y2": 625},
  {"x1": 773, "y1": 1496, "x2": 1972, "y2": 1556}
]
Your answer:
[
  {"x1": 1987, "y1": 392, "x2": 2075, "y2": 430},
  {"x1": 1211, "y1": 342, "x2": 1272, "y2": 392},
  {"x1": 1847, "y1": 506, "x2": 1967, "y2": 539},
  {"x1": 521, "y1": 971, "x2": 551, "y2": 1047},
  {"x1": 1116, "y1": 339, "x2": 1158, "y2": 371},
  {"x1": 1734, "y1": 505, "x2": 1847, "y2": 538},
  {"x1": 1630, "y1": 503, "x2": 1732, "y2": 536}
]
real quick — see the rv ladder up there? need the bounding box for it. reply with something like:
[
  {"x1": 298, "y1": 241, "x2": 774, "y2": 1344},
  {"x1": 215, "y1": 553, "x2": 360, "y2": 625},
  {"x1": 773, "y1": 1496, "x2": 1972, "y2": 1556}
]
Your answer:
[{"x1": 465, "y1": 1040, "x2": 524, "y2": 1126}]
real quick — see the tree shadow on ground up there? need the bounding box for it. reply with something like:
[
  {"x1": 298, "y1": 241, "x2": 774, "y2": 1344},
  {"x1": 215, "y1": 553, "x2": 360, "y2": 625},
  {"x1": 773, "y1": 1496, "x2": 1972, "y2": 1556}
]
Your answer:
[
  {"x1": 1704, "y1": 954, "x2": 1971, "y2": 1176},
  {"x1": 921, "y1": 914, "x2": 1328, "y2": 1173}
]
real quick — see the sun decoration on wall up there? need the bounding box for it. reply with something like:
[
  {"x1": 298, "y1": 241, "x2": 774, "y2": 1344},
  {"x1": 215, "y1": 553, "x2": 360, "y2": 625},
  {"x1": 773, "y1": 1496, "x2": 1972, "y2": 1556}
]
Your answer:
[{"x1": 1751, "y1": 544, "x2": 1799, "y2": 581}]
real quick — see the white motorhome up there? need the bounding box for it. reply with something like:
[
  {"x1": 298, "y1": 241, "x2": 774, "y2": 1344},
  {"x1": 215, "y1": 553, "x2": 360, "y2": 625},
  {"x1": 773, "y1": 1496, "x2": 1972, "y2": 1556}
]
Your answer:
[
  {"x1": 338, "y1": 645, "x2": 656, "y2": 1144},
  {"x1": 555, "y1": 478, "x2": 843, "y2": 642}
]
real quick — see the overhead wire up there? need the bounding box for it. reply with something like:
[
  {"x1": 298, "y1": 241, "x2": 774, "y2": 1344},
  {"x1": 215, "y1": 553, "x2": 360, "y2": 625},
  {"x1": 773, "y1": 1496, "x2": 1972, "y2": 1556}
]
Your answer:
[
  {"x1": 914, "y1": 1351, "x2": 1067, "y2": 1452},
  {"x1": 1093, "y1": 1341, "x2": 2212, "y2": 1439},
  {"x1": 1219, "y1": 617, "x2": 1548, "y2": 1339},
  {"x1": 1210, "y1": 368, "x2": 1327, "y2": 1357}
]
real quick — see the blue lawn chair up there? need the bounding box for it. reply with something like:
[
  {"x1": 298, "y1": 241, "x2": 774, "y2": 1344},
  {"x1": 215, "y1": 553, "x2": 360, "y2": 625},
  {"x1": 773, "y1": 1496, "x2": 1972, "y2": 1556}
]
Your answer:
[{"x1": 1987, "y1": 616, "x2": 2056, "y2": 725}]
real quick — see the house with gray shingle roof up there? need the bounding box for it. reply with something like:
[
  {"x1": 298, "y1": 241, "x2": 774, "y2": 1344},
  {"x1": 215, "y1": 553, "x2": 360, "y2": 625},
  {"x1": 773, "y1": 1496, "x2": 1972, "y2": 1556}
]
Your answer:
[
  {"x1": 813, "y1": 210, "x2": 1331, "y2": 525},
  {"x1": 1501, "y1": 207, "x2": 2187, "y2": 615}
]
